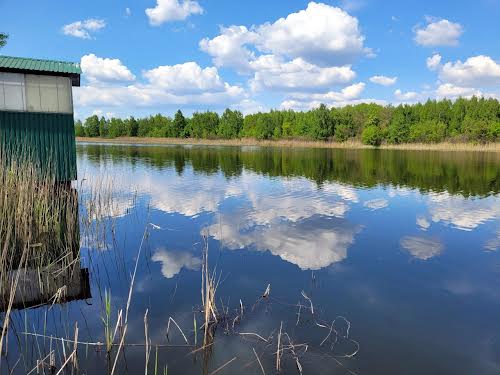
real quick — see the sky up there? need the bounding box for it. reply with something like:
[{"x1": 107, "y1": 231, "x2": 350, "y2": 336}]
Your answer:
[{"x1": 1, "y1": 0, "x2": 500, "y2": 119}]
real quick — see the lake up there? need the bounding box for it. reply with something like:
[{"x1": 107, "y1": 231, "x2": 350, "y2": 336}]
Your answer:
[{"x1": 7, "y1": 143, "x2": 500, "y2": 374}]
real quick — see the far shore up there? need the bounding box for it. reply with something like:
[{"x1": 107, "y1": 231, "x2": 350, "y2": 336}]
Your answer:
[{"x1": 76, "y1": 137, "x2": 500, "y2": 152}]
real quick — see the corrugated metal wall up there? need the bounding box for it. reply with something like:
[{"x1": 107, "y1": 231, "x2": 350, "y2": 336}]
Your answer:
[{"x1": 0, "y1": 110, "x2": 77, "y2": 181}]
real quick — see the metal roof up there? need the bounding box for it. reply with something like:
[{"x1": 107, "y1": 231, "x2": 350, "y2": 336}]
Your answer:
[{"x1": 0, "y1": 55, "x2": 81, "y2": 75}]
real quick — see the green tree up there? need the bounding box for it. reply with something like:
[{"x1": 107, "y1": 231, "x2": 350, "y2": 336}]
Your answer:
[
  {"x1": 84, "y1": 115, "x2": 100, "y2": 137},
  {"x1": 218, "y1": 109, "x2": 243, "y2": 139},
  {"x1": 98, "y1": 117, "x2": 108, "y2": 138},
  {"x1": 315, "y1": 104, "x2": 334, "y2": 140},
  {"x1": 108, "y1": 118, "x2": 126, "y2": 138},
  {"x1": 173, "y1": 110, "x2": 187, "y2": 137},
  {"x1": 125, "y1": 117, "x2": 139, "y2": 137},
  {"x1": 74, "y1": 120, "x2": 85, "y2": 137}
]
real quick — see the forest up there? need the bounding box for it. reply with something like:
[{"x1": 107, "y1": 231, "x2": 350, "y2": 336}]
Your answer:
[{"x1": 75, "y1": 97, "x2": 500, "y2": 145}]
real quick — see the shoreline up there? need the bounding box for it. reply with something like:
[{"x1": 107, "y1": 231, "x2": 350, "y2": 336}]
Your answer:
[{"x1": 76, "y1": 137, "x2": 500, "y2": 152}]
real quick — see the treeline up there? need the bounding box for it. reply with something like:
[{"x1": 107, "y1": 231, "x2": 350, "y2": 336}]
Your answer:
[{"x1": 75, "y1": 97, "x2": 500, "y2": 144}]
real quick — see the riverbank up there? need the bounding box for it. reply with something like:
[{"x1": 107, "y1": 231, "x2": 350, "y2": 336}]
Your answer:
[{"x1": 76, "y1": 137, "x2": 500, "y2": 152}]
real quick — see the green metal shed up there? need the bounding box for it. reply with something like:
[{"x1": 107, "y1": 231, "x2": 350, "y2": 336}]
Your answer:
[{"x1": 0, "y1": 56, "x2": 81, "y2": 181}]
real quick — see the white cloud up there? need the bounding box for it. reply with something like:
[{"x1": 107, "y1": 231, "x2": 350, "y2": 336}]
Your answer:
[
  {"x1": 75, "y1": 59, "x2": 244, "y2": 111},
  {"x1": 279, "y1": 83, "x2": 389, "y2": 110},
  {"x1": 416, "y1": 216, "x2": 430, "y2": 231},
  {"x1": 143, "y1": 62, "x2": 227, "y2": 94},
  {"x1": 199, "y1": 26, "x2": 259, "y2": 73},
  {"x1": 424, "y1": 192, "x2": 500, "y2": 231},
  {"x1": 484, "y1": 230, "x2": 500, "y2": 251},
  {"x1": 439, "y1": 55, "x2": 500, "y2": 87},
  {"x1": 207, "y1": 214, "x2": 360, "y2": 270},
  {"x1": 255, "y1": 2, "x2": 370, "y2": 66},
  {"x1": 152, "y1": 249, "x2": 201, "y2": 278},
  {"x1": 394, "y1": 89, "x2": 420, "y2": 102},
  {"x1": 400, "y1": 236, "x2": 444, "y2": 260},
  {"x1": 62, "y1": 18, "x2": 106, "y2": 39},
  {"x1": 435, "y1": 83, "x2": 483, "y2": 99},
  {"x1": 250, "y1": 56, "x2": 356, "y2": 92},
  {"x1": 81, "y1": 54, "x2": 136, "y2": 83},
  {"x1": 145, "y1": 0, "x2": 203, "y2": 25},
  {"x1": 201, "y1": 2, "x2": 370, "y2": 70},
  {"x1": 414, "y1": 18, "x2": 463, "y2": 47},
  {"x1": 369, "y1": 75, "x2": 397, "y2": 86},
  {"x1": 197, "y1": 2, "x2": 373, "y2": 106},
  {"x1": 426, "y1": 53, "x2": 442, "y2": 71},
  {"x1": 363, "y1": 198, "x2": 389, "y2": 210},
  {"x1": 125, "y1": 7, "x2": 132, "y2": 17}
]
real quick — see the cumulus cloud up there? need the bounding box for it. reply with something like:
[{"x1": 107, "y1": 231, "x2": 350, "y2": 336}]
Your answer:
[
  {"x1": 414, "y1": 18, "x2": 463, "y2": 47},
  {"x1": 152, "y1": 249, "x2": 202, "y2": 278},
  {"x1": 426, "y1": 54, "x2": 442, "y2": 71},
  {"x1": 75, "y1": 58, "x2": 244, "y2": 111},
  {"x1": 439, "y1": 55, "x2": 500, "y2": 87},
  {"x1": 62, "y1": 18, "x2": 106, "y2": 39},
  {"x1": 254, "y1": 2, "x2": 370, "y2": 66},
  {"x1": 416, "y1": 216, "x2": 431, "y2": 231},
  {"x1": 280, "y1": 82, "x2": 369, "y2": 110},
  {"x1": 81, "y1": 54, "x2": 136, "y2": 83},
  {"x1": 143, "y1": 62, "x2": 227, "y2": 94},
  {"x1": 400, "y1": 236, "x2": 444, "y2": 260},
  {"x1": 394, "y1": 89, "x2": 420, "y2": 101},
  {"x1": 363, "y1": 198, "x2": 389, "y2": 210},
  {"x1": 484, "y1": 230, "x2": 500, "y2": 251},
  {"x1": 145, "y1": 0, "x2": 203, "y2": 25},
  {"x1": 424, "y1": 192, "x2": 500, "y2": 231},
  {"x1": 208, "y1": 215, "x2": 360, "y2": 270},
  {"x1": 201, "y1": 3, "x2": 370, "y2": 68},
  {"x1": 435, "y1": 83, "x2": 483, "y2": 99},
  {"x1": 199, "y1": 2, "x2": 370, "y2": 94},
  {"x1": 369, "y1": 75, "x2": 397, "y2": 86},
  {"x1": 250, "y1": 56, "x2": 356, "y2": 92}
]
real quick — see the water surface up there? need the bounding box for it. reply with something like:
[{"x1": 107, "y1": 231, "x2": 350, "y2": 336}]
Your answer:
[{"x1": 10, "y1": 144, "x2": 500, "y2": 374}]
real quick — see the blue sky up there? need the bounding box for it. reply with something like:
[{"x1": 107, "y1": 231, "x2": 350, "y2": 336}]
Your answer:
[{"x1": 1, "y1": 0, "x2": 500, "y2": 119}]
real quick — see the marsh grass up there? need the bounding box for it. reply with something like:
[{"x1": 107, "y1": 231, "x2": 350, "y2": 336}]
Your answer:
[{"x1": 77, "y1": 136, "x2": 500, "y2": 152}]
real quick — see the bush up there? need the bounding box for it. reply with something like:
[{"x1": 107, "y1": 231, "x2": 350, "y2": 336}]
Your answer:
[{"x1": 361, "y1": 125, "x2": 382, "y2": 146}]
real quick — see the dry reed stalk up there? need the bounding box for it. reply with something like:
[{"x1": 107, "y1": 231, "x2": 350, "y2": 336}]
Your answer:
[
  {"x1": 252, "y1": 347, "x2": 265, "y2": 375},
  {"x1": 276, "y1": 322, "x2": 282, "y2": 373},
  {"x1": 76, "y1": 136, "x2": 500, "y2": 153},
  {"x1": 144, "y1": 309, "x2": 151, "y2": 375},
  {"x1": 208, "y1": 356, "x2": 237, "y2": 375},
  {"x1": 166, "y1": 317, "x2": 189, "y2": 345},
  {"x1": 111, "y1": 325, "x2": 128, "y2": 375}
]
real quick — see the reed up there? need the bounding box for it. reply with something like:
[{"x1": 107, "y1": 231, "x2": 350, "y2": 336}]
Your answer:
[{"x1": 77, "y1": 136, "x2": 500, "y2": 152}]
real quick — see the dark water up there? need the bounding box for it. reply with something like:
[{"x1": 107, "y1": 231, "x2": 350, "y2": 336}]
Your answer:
[{"x1": 8, "y1": 144, "x2": 500, "y2": 374}]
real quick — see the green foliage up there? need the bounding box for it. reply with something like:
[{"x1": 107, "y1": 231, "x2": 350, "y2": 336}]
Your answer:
[
  {"x1": 78, "y1": 97, "x2": 500, "y2": 144},
  {"x1": 84, "y1": 115, "x2": 100, "y2": 137},
  {"x1": 173, "y1": 110, "x2": 187, "y2": 137},
  {"x1": 218, "y1": 109, "x2": 243, "y2": 138},
  {"x1": 74, "y1": 120, "x2": 85, "y2": 137},
  {"x1": 189, "y1": 111, "x2": 219, "y2": 138},
  {"x1": 362, "y1": 125, "x2": 382, "y2": 146},
  {"x1": 0, "y1": 33, "x2": 7, "y2": 48},
  {"x1": 409, "y1": 120, "x2": 447, "y2": 143}
]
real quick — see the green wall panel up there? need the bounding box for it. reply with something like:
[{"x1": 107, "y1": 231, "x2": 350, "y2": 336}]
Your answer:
[{"x1": 0, "y1": 110, "x2": 77, "y2": 181}]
